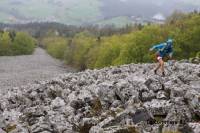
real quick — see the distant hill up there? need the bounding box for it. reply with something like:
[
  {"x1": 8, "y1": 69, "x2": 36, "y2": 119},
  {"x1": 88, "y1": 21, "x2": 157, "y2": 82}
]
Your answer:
[
  {"x1": 0, "y1": 0, "x2": 102, "y2": 25},
  {"x1": 96, "y1": 16, "x2": 133, "y2": 28},
  {"x1": 0, "y1": 0, "x2": 199, "y2": 26}
]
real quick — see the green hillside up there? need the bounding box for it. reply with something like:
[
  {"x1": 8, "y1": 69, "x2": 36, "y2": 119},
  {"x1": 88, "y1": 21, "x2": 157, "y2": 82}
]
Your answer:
[
  {"x1": 0, "y1": 0, "x2": 199, "y2": 26},
  {"x1": 97, "y1": 16, "x2": 133, "y2": 28},
  {"x1": 0, "y1": 0, "x2": 102, "y2": 25}
]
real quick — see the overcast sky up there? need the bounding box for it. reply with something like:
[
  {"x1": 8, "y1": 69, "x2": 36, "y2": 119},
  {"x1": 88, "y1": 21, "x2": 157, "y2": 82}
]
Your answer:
[{"x1": 101, "y1": 0, "x2": 200, "y2": 18}]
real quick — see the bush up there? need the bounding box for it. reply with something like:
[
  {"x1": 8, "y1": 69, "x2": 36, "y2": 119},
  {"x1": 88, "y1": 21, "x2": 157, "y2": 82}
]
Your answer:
[
  {"x1": 95, "y1": 35, "x2": 122, "y2": 68},
  {"x1": 64, "y1": 32, "x2": 97, "y2": 70},
  {"x1": 12, "y1": 32, "x2": 36, "y2": 55},
  {"x1": 196, "y1": 51, "x2": 200, "y2": 58},
  {"x1": 42, "y1": 37, "x2": 68, "y2": 59},
  {"x1": 0, "y1": 32, "x2": 12, "y2": 56},
  {"x1": 0, "y1": 31, "x2": 36, "y2": 56}
]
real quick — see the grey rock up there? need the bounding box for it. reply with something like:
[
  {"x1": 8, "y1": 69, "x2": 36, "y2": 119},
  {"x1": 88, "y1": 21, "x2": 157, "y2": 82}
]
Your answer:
[
  {"x1": 141, "y1": 90, "x2": 156, "y2": 102},
  {"x1": 103, "y1": 125, "x2": 138, "y2": 133},
  {"x1": 97, "y1": 82, "x2": 115, "y2": 102},
  {"x1": 145, "y1": 78, "x2": 164, "y2": 92},
  {"x1": 190, "y1": 57, "x2": 200, "y2": 64},
  {"x1": 0, "y1": 128, "x2": 6, "y2": 133},
  {"x1": 111, "y1": 100, "x2": 122, "y2": 108},
  {"x1": 162, "y1": 97, "x2": 192, "y2": 133},
  {"x1": 185, "y1": 89, "x2": 200, "y2": 117},
  {"x1": 70, "y1": 99, "x2": 85, "y2": 110},
  {"x1": 156, "y1": 90, "x2": 168, "y2": 100},
  {"x1": 188, "y1": 123, "x2": 200, "y2": 133},
  {"x1": 0, "y1": 62, "x2": 199, "y2": 133},
  {"x1": 190, "y1": 80, "x2": 200, "y2": 90},
  {"x1": 144, "y1": 99, "x2": 172, "y2": 116},
  {"x1": 89, "y1": 126, "x2": 104, "y2": 133},
  {"x1": 51, "y1": 97, "x2": 65, "y2": 109},
  {"x1": 170, "y1": 86, "x2": 188, "y2": 98}
]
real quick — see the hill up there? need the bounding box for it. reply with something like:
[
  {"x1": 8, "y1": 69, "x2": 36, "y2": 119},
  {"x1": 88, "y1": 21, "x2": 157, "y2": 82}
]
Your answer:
[
  {"x1": 96, "y1": 16, "x2": 133, "y2": 28},
  {"x1": 0, "y1": 0, "x2": 199, "y2": 26},
  {"x1": 0, "y1": 0, "x2": 102, "y2": 25}
]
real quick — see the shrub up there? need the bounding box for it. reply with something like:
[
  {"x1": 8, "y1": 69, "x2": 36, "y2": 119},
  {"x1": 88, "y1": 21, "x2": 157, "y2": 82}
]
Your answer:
[
  {"x1": 0, "y1": 32, "x2": 12, "y2": 56},
  {"x1": 196, "y1": 51, "x2": 200, "y2": 58},
  {"x1": 12, "y1": 32, "x2": 36, "y2": 55},
  {"x1": 42, "y1": 37, "x2": 68, "y2": 59},
  {"x1": 64, "y1": 32, "x2": 97, "y2": 70}
]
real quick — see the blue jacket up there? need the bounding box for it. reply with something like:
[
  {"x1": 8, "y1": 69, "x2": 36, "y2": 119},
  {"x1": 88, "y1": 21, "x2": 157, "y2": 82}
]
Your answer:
[{"x1": 152, "y1": 42, "x2": 173, "y2": 58}]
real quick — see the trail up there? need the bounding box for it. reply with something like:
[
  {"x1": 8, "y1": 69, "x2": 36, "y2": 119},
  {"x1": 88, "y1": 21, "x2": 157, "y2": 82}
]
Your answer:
[{"x1": 0, "y1": 48, "x2": 74, "y2": 93}]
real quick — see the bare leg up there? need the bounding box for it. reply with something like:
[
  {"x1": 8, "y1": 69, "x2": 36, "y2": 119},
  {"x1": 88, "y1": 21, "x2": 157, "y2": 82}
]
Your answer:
[
  {"x1": 155, "y1": 63, "x2": 161, "y2": 72},
  {"x1": 158, "y1": 59, "x2": 165, "y2": 76},
  {"x1": 154, "y1": 57, "x2": 162, "y2": 74}
]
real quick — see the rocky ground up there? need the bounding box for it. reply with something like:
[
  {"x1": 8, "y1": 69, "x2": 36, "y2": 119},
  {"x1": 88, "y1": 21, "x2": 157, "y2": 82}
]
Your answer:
[
  {"x1": 0, "y1": 62, "x2": 199, "y2": 133},
  {"x1": 0, "y1": 48, "x2": 75, "y2": 94}
]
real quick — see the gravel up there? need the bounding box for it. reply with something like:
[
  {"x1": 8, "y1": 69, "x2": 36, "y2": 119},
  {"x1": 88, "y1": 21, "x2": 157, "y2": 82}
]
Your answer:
[{"x1": 0, "y1": 48, "x2": 75, "y2": 93}]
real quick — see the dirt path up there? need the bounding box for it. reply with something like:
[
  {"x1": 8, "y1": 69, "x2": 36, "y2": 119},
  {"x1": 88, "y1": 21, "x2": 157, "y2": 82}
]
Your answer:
[{"x1": 0, "y1": 48, "x2": 74, "y2": 93}]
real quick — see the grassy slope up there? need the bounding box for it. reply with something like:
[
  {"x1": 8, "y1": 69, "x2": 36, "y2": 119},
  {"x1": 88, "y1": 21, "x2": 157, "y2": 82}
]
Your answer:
[
  {"x1": 1, "y1": 0, "x2": 198, "y2": 26},
  {"x1": 0, "y1": 0, "x2": 131, "y2": 26},
  {"x1": 0, "y1": 0, "x2": 102, "y2": 25},
  {"x1": 96, "y1": 16, "x2": 133, "y2": 28}
]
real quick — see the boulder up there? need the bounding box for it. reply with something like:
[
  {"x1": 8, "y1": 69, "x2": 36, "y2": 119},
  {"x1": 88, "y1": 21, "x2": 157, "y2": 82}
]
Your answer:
[
  {"x1": 185, "y1": 89, "x2": 200, "y2": 117},
  {"x1": 188, "y1": 123, "x2": 200, "y2": 133},
  {"x1": 162, "y1": 97, "x2": 192, "y2": 133},
  {"x1": 144, "y1": 99, "x2": 172, "y2": 116}
]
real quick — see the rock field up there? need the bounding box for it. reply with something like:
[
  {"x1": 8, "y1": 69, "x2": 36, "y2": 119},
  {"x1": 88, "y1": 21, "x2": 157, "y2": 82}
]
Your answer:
[{"x1": 0, "y1": 62, "x2": 200, "y2": 133}]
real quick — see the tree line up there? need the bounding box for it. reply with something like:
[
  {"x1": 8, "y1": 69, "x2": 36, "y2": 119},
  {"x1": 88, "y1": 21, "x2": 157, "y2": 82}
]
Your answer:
[
  {"x1": 0, "y1": 22, "x2": 134, "y2": 39},
  {"x1": 41, "y1": 12, "x2": 200, "y2": 70}
]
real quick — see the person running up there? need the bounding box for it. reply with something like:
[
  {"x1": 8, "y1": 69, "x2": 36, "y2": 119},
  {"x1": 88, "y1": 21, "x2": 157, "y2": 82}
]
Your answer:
[{"x1": 149, "y1": 39, "x2": 174, "y2": 76}]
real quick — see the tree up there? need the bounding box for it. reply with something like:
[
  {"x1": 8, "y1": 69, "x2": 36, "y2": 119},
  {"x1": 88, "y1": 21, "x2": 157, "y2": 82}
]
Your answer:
[
  {"x1": 12, "y1": 32, "x2": 36, "y2": 55},
  {"x1": 69, "y1": 32, "x2": 96, "y2": 70},
  {"x1": 0, "y1": 32, "x2": 12, "y2": 56},
  {"x1": 44, "y1": 37, "x2": 68, "y2": 59}
]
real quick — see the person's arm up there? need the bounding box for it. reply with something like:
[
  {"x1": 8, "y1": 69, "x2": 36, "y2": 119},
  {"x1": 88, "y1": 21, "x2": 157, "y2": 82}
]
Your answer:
[{"x1": 149, "y1": 43, "x2": 166, "y2": 51}]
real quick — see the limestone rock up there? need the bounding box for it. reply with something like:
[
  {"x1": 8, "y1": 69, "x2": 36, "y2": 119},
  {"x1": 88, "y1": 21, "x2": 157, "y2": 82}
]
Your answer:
[{"x1": 0, "y1": 62, "x2": 199, "y2": 133}]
